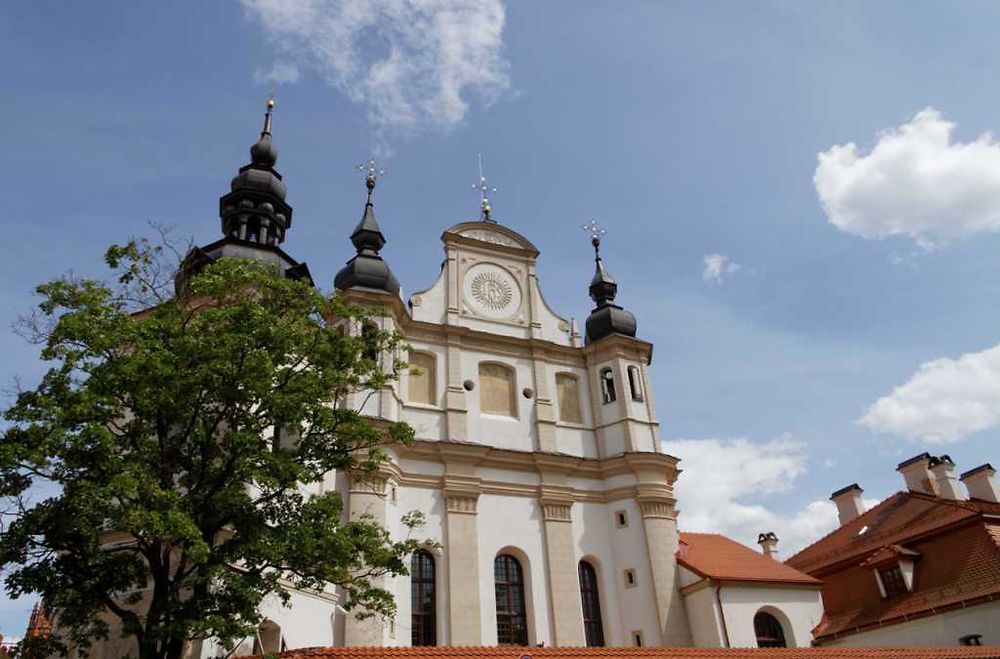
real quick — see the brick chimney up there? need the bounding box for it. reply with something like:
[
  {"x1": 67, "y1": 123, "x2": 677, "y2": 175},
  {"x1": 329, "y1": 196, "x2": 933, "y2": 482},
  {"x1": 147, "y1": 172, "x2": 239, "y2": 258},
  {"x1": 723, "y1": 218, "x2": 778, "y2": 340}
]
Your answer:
[
  {"x1": 929, "y1": 455, "x2": 963, "y2": 500},
  {"x1": 897, "y1": 452, "x2": 938, "y2": 495},
  {"x1": 830, "y1": 483, "x2": 865, "y2": 525},
  {"x1": 757, "y1": 531, "x2": 779, "y2": 560},
  {"x1": 961, "y1": 463, "x2": 999, "y2": 503}
]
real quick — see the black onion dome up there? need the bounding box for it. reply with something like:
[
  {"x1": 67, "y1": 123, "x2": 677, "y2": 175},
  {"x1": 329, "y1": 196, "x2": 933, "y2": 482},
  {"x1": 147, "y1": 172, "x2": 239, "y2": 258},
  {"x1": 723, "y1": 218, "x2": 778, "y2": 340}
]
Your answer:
[
  {"x1": 334, "y1": 185, "x2": 399, "y2": 295},
  {"x1": 230, "y1": 166, "x2": 287, "y2": 200},
  {"x1": 250, "y1": 132, "x2": 278, "y2": 168},
  {"x1": 584, "y1": 238, "x2": 637, "y2": 344}
]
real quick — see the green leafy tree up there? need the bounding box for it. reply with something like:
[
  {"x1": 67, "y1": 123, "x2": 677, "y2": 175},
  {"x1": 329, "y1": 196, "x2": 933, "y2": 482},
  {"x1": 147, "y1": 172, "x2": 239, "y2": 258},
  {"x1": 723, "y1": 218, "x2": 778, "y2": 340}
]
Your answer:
[{"x1": 0, "y1": 239, "x2": 420, "y2": 659}]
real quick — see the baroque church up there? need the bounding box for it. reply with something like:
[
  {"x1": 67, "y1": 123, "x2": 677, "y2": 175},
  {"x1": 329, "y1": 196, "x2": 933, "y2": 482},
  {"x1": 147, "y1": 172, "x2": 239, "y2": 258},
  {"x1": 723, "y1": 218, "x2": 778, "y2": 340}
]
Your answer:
[{"x1": 72, "y1": 101, "x2": 829, "y2": 657}]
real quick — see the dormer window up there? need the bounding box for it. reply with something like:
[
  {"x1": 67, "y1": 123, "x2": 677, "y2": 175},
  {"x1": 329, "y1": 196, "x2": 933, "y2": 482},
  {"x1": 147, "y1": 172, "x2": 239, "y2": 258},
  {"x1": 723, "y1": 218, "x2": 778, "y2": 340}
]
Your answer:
[
  {"x1": 862, "y1": 544, "x2": 920, "y2": 599},
  {"x1": 879, "y1": 565, "x2": 907, "y2": 598}
]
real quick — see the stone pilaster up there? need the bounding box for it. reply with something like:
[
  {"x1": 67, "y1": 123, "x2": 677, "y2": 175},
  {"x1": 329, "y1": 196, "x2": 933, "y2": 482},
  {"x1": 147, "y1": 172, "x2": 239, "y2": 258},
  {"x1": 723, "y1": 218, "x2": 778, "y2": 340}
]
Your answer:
[
  {"x1": 539, "y1": 495, "x2": 585, "y2": 646},
  {"x1": 344, "y1": 476, "x2": 388, "y2": 647},
  {"x1": 638, "y1": 496, "x2": 692, "y2": 646},
  {"x1": 530, "y1": 348, "x2": 557, "y2": 453},
  {"x1": 443, "y1": 486, "x2": 481, "y2": 645},
  {"x1": 444, "y1": 338, "x2": 468, "y2": 441}
]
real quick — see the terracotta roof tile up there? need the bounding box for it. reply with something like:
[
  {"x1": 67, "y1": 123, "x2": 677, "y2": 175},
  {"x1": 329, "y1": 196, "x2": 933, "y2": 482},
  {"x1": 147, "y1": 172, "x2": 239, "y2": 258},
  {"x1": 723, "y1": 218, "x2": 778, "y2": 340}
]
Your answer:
[
  {"x1": 784, "y1": 492, "x2": 1000, "y2": 641},
  {"x1": 677, "y1": 533, "x2": 820, "y2": 585},
  {"x1": 268, "y1": 646, "x2": 1000, "y2": 658}
]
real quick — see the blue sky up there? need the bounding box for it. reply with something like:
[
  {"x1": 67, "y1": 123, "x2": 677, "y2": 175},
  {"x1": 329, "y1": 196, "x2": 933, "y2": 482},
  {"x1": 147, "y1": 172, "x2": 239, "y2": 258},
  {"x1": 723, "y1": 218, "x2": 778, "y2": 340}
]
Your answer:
[{"x1": 3, "y1": 0, "x2": 1000, "y2": 640}]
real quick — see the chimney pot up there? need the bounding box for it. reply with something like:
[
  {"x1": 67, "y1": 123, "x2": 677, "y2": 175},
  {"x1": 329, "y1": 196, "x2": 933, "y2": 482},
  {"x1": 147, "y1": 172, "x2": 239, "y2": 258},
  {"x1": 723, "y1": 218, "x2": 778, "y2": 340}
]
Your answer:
[
  {"x1": 757, "y1": 531, "x2": 780, "y2": 560},
  {"x1": 896, "y1": 452, "x2": 938, "y2": 495},
  {"x1": 830, "y1": 483, "x2": 865, "y2": 525},
  {"x1": 960, "y1": 463, "x2": 999, "y2": 503}
]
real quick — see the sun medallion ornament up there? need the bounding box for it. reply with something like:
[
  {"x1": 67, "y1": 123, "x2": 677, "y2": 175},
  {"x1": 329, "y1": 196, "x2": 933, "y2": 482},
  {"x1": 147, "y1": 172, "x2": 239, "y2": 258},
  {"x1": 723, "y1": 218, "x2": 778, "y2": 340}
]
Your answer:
[
  {"x1": 463, "y1": 263, "x2": 521, "y2": 318},
  {"x1": 471, "y1": 271, "x2": 513, "y2": 311}
]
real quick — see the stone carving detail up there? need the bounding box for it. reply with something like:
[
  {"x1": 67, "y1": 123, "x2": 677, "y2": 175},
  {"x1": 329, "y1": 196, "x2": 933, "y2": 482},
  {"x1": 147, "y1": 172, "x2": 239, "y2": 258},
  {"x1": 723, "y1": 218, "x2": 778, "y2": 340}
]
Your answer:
[
  {"x1": 460, "y1": 228, "x2": 520, "y2": 248},
  {"x1": 446, "y1": 495, "x2": 479, "y2": 514},
  {"x1": 639, "y1": 500, "x2": 675, "y2": 519},
  {"x1": 462, "y1": 263, "x2": 522, "y2": 319},
  {"x1": 541, "y1": 501, "x2": 572, "y2": 522},
  {"x1": 471, "y1": 271, "x2": 513, "y2": 311}
]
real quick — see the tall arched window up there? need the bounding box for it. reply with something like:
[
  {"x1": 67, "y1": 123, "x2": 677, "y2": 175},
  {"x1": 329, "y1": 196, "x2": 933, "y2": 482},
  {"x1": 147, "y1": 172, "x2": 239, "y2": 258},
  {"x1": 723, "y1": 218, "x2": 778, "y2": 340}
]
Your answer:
[
  {"x1": 578, "y1": 561, "x2": 605, "y2": 647},
  {"x1": 480, "y1": 363, "x2": 516, "y2": 416},
  {"x1": 494, "y1": 554, "x2": 528, "y2": 645},
  {"x1": 556, "y1": 373, "x2": 582, "y2": 424},
  {"x1": 411, "y1": 550, "x2": 436, "y2": 646},
  {"x1": 754, "y1": 611, "x2": 787, "y2": 648},
  {"x1": 599, "y1": 368, "x2": 616, "y2": 404},
  {"x1": 627, "y1": 365, "x2": 643, "y2": 401},
  {"x1": 408, "y1": 352, "x2": 437, "y2": 405}
]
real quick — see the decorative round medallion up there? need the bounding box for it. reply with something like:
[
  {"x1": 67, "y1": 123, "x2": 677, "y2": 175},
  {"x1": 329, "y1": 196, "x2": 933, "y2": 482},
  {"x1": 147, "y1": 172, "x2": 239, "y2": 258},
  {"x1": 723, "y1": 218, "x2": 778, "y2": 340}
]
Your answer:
[
  {"x1": 471, "y1": 271, "x2": 513, "y2": 311},
  {"x1": 462, "y1": 263, "x2": 521, "y2": 319}
]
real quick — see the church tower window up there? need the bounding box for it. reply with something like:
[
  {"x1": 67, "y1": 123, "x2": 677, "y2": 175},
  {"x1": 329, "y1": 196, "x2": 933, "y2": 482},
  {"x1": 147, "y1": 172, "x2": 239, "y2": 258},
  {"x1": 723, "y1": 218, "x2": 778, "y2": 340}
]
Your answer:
[
  {"x1": 556, "y1": 373, "x2": 582, "y2": 424},
  {"x1": 578, "y1": 561, "x2": 605, "y2": 647},
  {"x1": 479, "y1": 363, "x2": 516, "y2": 417},
  {"x1": 408, "y1": 352, "x2": 437, "y2": 406},
  {"x1": 494, "y1": 554, "x2": 528, "y2": 645},
  {"x1": 627, "y1": 365, "x2": 643, "y2": 401},
  {"x1": 599, "y1": 368, "x2": 616, "y2": 403},
  {"x1": 361, "y1": 320, "x2": 379, "y2": 364},
  {"x1": 754, "y1": 611, "x2": 787, "y2": 648},
  {"x1": 410, "y1": 550, "x2": 436, "y2": 646}
]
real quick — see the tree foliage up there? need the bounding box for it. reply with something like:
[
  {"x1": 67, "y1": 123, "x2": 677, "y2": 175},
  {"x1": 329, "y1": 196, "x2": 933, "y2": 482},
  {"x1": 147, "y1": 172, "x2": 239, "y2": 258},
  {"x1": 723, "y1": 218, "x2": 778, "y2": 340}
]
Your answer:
[{"x1": 0, "y1": 239, "x2": 419, "y2": 658}]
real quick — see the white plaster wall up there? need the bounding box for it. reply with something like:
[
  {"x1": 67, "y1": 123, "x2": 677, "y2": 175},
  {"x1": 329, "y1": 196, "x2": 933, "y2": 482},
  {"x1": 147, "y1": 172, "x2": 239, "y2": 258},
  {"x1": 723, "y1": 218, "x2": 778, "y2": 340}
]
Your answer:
[
  {"x1": 719, "y1": 585, "x2": 824, "y2": 648},
  {"x1": 461, "y1": 350, "x2": 538, "y2": 452},
  {"x1": 682, "y1": 585, "x2": 726, "y2": 648},
  {"x1": 215, "y1": 588, "x2": 339, "y2": 657},
  {"x1": 476, "y1": 494, "x2": 552, "y2": 646},
  {"x1": 409, "y1": 265, "x2": 447, "y2": 324},
  {"x1": 823, "y1": 600, "x2": 1000, "y2": 647},
  {"x1": 604, "y1": 498, "x2": 662, "y2": 644}
]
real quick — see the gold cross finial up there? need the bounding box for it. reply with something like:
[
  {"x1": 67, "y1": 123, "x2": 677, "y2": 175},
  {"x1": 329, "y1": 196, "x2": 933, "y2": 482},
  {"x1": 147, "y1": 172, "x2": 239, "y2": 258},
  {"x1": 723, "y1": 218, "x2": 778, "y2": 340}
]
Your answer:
[{"x1": 471, "y1": 153, "x2": 498, "y2": 222}]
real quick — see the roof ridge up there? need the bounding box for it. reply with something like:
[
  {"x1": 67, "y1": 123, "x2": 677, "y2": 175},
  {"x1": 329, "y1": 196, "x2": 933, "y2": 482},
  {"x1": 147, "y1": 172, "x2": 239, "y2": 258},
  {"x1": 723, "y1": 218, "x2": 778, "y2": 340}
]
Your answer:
[{"x1": 786, "y1": 491, "x2": 905, "y2": 566}]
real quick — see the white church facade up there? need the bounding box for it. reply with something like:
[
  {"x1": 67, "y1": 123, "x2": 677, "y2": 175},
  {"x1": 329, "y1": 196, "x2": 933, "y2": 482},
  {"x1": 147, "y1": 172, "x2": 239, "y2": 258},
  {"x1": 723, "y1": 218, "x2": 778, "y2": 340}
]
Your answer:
[{"x1": 56, "y1": 103, "x2": 827, "y2": 657}]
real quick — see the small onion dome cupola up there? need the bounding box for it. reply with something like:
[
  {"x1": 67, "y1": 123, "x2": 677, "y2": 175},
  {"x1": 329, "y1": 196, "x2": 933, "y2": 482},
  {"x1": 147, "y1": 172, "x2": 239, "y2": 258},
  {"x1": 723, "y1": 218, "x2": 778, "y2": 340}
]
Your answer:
[
  {"x1": 583, "y1": 221, "x2": 637, "y2": 345},
  {"x1": 334, "y1": 162, "x2": 400, "y2": 295},
  {"x1": 219, "y1": 95, "x2": 292, "y2": 247}
]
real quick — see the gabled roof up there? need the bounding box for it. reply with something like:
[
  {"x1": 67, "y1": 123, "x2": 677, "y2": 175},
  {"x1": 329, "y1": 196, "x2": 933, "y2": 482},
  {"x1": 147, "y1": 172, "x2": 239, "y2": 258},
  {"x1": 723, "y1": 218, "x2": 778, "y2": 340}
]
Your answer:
[
  {"x1": 677, "y1": 533, "x2": 820, "y2": 586},
  {"x1": 787, "y1": 491, "x2": 1000, "y2": 574},
  {"x1": 267, "y1": 646, "x2": 1000, "y2": 658},
  {"x1": 785, "y1": 492, "x2": 1000, "y2": 642}
]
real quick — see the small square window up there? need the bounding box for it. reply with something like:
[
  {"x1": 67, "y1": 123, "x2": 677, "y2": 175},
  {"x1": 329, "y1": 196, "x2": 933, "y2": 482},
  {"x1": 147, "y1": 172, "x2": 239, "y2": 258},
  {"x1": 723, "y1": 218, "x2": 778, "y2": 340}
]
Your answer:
[
  {"x1": 615, "y1": 510, "x2": 628, "y2": 528},
  {"x1": 624, "y1": 569, "x2": 637, "y2": 587},
  {"x1": 632, "y1": 631, "x2": 644, "y2": 647}
]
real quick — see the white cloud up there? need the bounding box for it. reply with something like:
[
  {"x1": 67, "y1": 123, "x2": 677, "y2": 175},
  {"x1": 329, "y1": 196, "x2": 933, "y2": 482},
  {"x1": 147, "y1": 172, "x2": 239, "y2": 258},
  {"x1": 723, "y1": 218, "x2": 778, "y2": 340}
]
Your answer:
[
  {"x1": 664, "y1": 435, "x2": 839, "y2": 554},
  {"x1": 814, "y1": 108, "x2": 1000, "y2": 246},
  {"x1": 859, "y1": 343, "x2": 1000, "y2": 444},
  {"x1": 253, "y1": 61, "x2": 302, "y2": 85},
  {"x1": 702, "y1": 253, "x2": 741, "y2": 284},
  {"x1": 241, "y1": 0, "x2": 511, "y2": 129}
]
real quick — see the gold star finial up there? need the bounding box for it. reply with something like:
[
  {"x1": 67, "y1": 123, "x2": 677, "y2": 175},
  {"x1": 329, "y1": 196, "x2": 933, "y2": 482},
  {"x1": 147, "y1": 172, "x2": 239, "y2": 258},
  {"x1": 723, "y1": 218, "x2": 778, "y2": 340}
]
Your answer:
[{"x1": 357, "y1": 158, "x2": 386, "y2": 202}]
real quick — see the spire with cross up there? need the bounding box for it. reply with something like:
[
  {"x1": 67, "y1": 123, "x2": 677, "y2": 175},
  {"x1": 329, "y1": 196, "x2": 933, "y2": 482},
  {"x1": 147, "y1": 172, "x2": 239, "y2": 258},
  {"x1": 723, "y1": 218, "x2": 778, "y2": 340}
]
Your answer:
[
  {"x1": 357, "y1": 158, "x2": 386, "y2": 204},
  {"x1": 472, "y1": 153, "x2": 498, "y2": 222},
  {"x1": 580, "y1": 218, "x2": 637, "y2": 344}
]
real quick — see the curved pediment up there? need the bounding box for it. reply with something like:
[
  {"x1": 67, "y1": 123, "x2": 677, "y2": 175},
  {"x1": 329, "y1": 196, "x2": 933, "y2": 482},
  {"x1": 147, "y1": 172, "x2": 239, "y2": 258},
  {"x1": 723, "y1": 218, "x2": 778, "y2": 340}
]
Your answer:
[{"x1": 443, "y1": 222, "x2": 539, "y2": 256}]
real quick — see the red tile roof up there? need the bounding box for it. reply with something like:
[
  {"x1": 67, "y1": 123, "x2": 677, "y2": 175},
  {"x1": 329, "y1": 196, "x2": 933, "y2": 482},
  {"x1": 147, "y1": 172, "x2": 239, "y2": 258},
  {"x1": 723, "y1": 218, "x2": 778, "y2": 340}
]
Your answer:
[
  {"x1": 785, "y1": 492, "x2": 1000, "y2": 642},
  {"x1": 268, "y1": 646, "x2": 1000, "y2": 658},
  {"x1": 677, "y1": 533, "x2": 820, "y2": 586}
]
